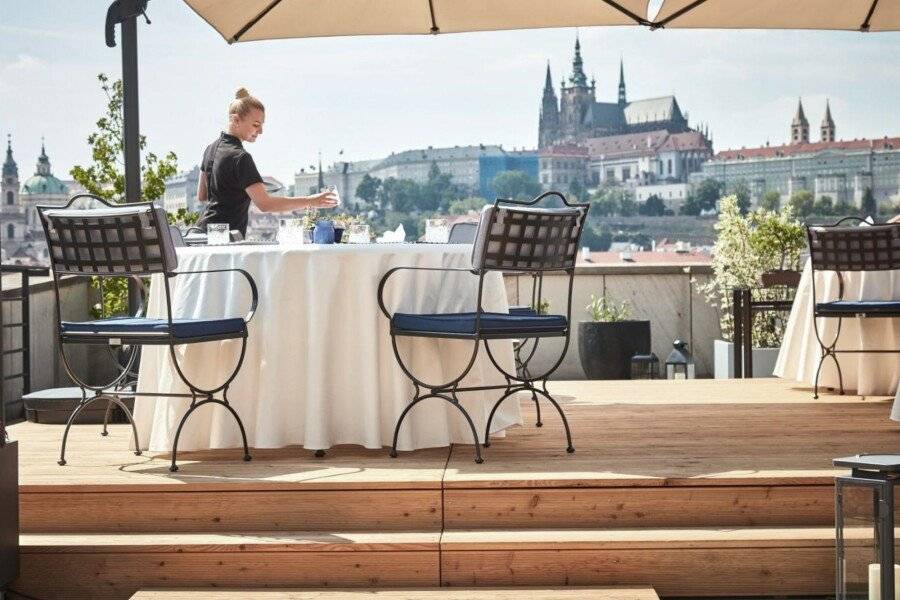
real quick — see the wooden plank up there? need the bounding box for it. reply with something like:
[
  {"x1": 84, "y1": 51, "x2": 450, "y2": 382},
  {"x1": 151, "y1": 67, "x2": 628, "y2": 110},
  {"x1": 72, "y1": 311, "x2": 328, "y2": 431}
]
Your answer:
[
  {"x1": 20, "y1": 531, "x2": 440, "y2": 554},
  {"x1": 441, "y1": 547, "x2": 834, "y2": 597},
  {"x1": 443, "y1": 485, "x2": 834, "y2": 529},
  {"x1": 130, "y1": 587, "x2": 660, "y2": 599},
  {"x1": 15, "y1": 551, "x2": 439, "y2": 600},
  {"x1": 20, "y1": 489, "x2": 441, "y2": 533}
]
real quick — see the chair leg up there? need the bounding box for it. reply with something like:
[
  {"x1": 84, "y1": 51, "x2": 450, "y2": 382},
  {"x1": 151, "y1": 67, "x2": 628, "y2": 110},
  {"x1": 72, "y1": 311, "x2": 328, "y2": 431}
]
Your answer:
[
  {"x1": 533, "y1": 385, "x2": 575, "y2": 454},
  {"x1": 109, "y1": 396, "x2": 142, "y2": 456},
  {"x1": 169, "y1": 395, "x2": 251, "y2": 473},
  {"x1": 532, "y1": 390, "x2": 542, "y2": 427},
  {"x1": 101, "y1": 400, "x2": 114, "y2": 437},
  {"x1": 391, "y1": 393, "x2": 483, "y2": 464},
  {"x1": 827, "y1": 351, "x2": 845, "y2": 395},
  {"x1": 57, "y1": 394, "x2": 103, "y2": 466},
  {"x1": 483, "y1": 386, "x2": 527, "y2": 448}
]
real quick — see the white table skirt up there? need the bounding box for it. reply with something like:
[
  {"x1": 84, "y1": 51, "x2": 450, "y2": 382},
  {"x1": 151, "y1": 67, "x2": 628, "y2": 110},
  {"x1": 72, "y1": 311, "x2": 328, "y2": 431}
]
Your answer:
[
  {"x1": 135, "y1": 243, "x2": 522, "y2": 452},
  {"x1": 774, "y1": 260, "x2": 899, "y2": 397}
]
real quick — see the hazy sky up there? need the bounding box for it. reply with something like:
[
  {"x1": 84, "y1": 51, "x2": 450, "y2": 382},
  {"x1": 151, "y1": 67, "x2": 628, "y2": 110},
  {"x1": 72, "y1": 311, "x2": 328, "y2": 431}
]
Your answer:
[{"x1": 2, "y1": 2, "x2": 899, "y2": 186}]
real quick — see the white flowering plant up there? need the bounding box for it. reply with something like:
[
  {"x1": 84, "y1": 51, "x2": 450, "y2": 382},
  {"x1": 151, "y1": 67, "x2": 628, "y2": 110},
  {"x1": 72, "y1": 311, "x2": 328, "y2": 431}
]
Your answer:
[{"x1": 700, "y1": 195, "x2": 805, "y2": 348}]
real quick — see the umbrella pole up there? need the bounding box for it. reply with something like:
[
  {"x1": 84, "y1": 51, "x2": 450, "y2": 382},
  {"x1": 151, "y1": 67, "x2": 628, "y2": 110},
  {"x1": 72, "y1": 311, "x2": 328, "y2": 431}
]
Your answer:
[{"x1": 106, "y1": 0, "x2": 150, "y2": 314}]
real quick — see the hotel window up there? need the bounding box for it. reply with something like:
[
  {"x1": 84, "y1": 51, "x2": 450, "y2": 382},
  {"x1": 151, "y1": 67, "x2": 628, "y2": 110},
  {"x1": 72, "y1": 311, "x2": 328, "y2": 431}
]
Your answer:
[
  {"x1": 622, "y1": 167, "x2": 631, "y2": 180},
  {"x1": 606, "y1": 169, "x2": 615, "y2": 181},
  {"x1": 668, "y1": 159, "x2": 673, "y2": 174},
  {"x1": 5, "y1": 191, "x2": 12, "y2": 205}
]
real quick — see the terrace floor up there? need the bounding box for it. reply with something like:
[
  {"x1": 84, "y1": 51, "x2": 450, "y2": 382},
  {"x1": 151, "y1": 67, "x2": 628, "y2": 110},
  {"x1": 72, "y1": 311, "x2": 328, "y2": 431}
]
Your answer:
[{"x1": 8, "y1": 378, "x2": 899, "y2": 599}]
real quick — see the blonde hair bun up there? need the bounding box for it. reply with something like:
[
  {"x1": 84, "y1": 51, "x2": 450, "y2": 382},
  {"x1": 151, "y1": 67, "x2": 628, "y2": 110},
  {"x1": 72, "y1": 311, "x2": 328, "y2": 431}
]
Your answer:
[
  {"x1": 235, "y1": 87, "x2": 250, "y2": 99},
  {"x1": 229, "y1": 88, "x2": 265, "y2": 117}
]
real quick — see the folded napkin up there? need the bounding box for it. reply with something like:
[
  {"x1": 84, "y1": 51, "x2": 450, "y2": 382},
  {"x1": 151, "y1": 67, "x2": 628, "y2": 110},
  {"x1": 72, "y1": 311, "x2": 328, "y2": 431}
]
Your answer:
[{"x1": 377, "y1": 223, "x2": 406, "y2": 243}]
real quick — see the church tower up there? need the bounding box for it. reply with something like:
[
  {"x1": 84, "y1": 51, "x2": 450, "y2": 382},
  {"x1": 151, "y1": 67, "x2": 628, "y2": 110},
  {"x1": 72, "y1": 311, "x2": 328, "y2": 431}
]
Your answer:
[
  {"x1": 791, "y1": 98, "x2": 810, "y2": 145},
  {"x1": 2, "y1": 135, "x2": 19, "y2": 209},
  {"x1": 559, "y1": 36, "x2": 596, "y2": 141},
  {"x1": 538, "y1": 63, "x2": 560, "y2": 148},
  {"x1": 820, "y1": 99, "x2": 835, "y2": 142},
  {"x1": 618, "y1": 58, "x2": 627, "y2": 106}
]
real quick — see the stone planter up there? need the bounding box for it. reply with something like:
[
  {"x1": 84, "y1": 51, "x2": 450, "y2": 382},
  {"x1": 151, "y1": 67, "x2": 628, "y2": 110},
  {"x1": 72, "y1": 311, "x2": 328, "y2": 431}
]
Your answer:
[
  {"x1": 713, "y1": 339, "x2": 781, "y2": 378},
  {"x1": 578, "y1": 320, "x2": 651, "y2": 380},
  {"x1": 0, "y1": 441, "x2": 18, "y2": 589}
]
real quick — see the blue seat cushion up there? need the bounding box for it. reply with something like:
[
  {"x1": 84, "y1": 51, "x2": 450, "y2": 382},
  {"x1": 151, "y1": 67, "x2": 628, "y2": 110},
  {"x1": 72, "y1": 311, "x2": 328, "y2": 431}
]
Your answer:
[
  {"x1": 61, "y1": 316, "x2": 246, "y2": 340},
  {"x1": 816, "y1": 300, "x2": 900, "y2": 316},
  {"x1": 392, "y1": 311, "x2": 567, "y2": 336},
  {"x1": 508, "y1": 305, "x2": 537, "y2": 317}
]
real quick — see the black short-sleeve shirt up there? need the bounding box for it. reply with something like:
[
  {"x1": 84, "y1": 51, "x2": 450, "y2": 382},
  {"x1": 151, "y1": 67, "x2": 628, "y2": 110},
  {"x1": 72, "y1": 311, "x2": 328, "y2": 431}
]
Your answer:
[{"x1": 197, "y1": 132, "x2": 263, "y2": 236}]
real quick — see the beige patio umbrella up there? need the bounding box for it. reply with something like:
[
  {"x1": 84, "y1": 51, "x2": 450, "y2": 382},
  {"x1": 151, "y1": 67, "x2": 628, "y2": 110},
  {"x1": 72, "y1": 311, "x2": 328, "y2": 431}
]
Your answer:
[
  {"x1": 182, "y1": 0, "x2": 651, "y2": 42},
  {"x1": 652, "y1": 0, "x2": 899, "y2": 32}
]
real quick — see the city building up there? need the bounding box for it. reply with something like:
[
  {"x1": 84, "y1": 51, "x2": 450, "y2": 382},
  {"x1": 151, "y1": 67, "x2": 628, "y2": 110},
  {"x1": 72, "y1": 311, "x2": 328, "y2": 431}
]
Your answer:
[
  {"x1": 538, "y1": 38, "x2": 694, "y2": 149},
  {"x1": 295, "y1": 145, "x2": 539, "y2": 207},
  {"x1": 163, "y1": 165, "x2": 201, "y2": 214},
  {"x1": 2, "y1": 137, "x2": 68, "y2": 264},
  {"x1": 695, "y1": 100, "x2": 900, "y2": 206}
]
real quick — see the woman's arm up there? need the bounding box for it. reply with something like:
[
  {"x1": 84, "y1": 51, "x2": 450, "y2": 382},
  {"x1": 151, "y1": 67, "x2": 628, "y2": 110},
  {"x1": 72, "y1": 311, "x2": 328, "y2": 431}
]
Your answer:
[
  {"x1": 197, "y1": 171, "x2": 208, "y2": 202},
  {"x1": 245, "y1": 183, "x2": 339, "y2": 213}
]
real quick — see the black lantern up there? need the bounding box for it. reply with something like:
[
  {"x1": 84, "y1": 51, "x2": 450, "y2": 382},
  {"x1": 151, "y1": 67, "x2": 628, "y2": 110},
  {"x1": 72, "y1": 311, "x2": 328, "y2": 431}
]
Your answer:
[
  {"x1": 630, "y1": 352, "x2": 659, "y2": 379},
  {"x1": 665, "y1": 339, "x2": 695, "y2": 379},
  {"x1": 833, "y1": 454, "x2": 899, "y2": 600}
]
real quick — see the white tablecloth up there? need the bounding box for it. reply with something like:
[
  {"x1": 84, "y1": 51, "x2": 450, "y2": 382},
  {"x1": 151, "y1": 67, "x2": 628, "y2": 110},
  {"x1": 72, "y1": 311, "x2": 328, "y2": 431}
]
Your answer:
[
  {"x1": 774, "y1": 260, "x2": 899, "y2": 397},
  {"x1": 135, "y1": 243, "x2": 521, "y2": 452}
]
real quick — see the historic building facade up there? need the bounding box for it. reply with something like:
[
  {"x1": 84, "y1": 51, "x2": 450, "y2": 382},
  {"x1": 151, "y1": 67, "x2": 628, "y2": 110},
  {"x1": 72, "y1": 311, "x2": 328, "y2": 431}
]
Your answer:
[
  {"x1": 1, "y1": 137, "x2": 69, "y2": 264},
  {"x1": 695, "y1": 100, "x2": 900, "y2": 206}
]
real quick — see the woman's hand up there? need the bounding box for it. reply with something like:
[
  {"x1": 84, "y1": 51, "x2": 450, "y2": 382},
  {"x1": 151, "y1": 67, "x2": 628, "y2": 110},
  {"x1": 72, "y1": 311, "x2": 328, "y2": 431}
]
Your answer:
[{"x1": 308, "y1": 190, "x2": 339, "y2": 209}]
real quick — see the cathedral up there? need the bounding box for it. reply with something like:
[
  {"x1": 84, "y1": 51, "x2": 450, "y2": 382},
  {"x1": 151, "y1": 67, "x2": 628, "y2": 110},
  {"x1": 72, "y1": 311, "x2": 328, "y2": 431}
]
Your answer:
[
  {"x1": 1, "y1": 136, "x2": 69, "y2": 264},
  {"x1": 538, "y1": 38, "x2": 695, "y2": 148}
]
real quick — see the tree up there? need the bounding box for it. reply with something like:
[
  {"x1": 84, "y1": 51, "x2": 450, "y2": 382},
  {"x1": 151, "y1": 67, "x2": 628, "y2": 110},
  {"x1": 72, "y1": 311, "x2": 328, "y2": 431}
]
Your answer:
[
  {"x1": 833, "y1": 199, "x2": 856, "y2": 216},
  {"x1": 421, "y1": 162, "x2": 456, "y2": 212},
  {"x1": 760, "y1": 190, "x2": 781, "y2": 212},
  {"x1": 356, "y1": 174, "x2": 382, "y2": 205},
  {"x1": 70, "y1": 74, "x2": 177, "y2": 203},
  {"x1": 590, "y1": 185, "x2": 634, "y2": 216},
  {"x1": 568, "y1": 178, "x2": 586, "y2": 203},
  {"x1": 580, "y1": 223, "x2": 612, "y2": 251},
  {"x1": 813, "y1": 195, "x2": 834, "y2": 215},
  {"x1": 695, "y1": 178, "x2": 724, "y2": 212},
  {"x1": 377, "y1": 177, "x2": 421, "y2": 213},
  {"x1": 449, "y1": 197, "x2": 486, "y2": 215},
  {"x1": 491, "y1": 170, "x2": 542, "y2": 201},
  {"x1": 860, "y1": 187, "x2": 877, "y2": 217},
  {"x1": 733, "y1": 180, "x2": 752, "y2": 214},
  {"x1": 788, "y1": 190, "x2": 814, "y2": 218},
  {"x1": 618, "y1": 195, "x2": 637, "y2": 217},
  {"x1": 639, "y1": 194, "x2": 666, "y2": 216}
]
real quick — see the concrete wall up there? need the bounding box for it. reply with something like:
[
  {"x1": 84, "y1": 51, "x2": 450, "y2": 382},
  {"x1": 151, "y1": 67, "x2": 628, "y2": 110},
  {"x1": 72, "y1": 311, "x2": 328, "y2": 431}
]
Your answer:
[
  {"x1": 503, "y1": 263, "x2": 720, "y2": 379},
  {"x1": 1, "y1": 275, "x2": 112, "y2": 420}
]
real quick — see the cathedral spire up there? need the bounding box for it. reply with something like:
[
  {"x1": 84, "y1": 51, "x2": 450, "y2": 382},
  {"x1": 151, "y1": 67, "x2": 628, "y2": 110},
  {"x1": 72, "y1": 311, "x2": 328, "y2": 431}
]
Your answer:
[
  {"x1": 820, "y1": 99, "x2": 835, "y2": 142},
  {"x1": 544, "y1": 62, "x2": 553, "y2": 91},
  {"x1": 618, "y1": 57, "x2": 627, "y2": 106},
  {"x1": 570, "y1": 35, "x2": 587, "y2": 88},
  {"x1": 539, "y1": 62, "x2": 560, "y2": 148},
  {"x1": 791, "y1": 98, "x2": 809, "y2": 144},
  {"x1": 36, "y1": 136, "x2": 51, "y2": 176},
  {"x1": 3, "y1": 134, "x2": 18, "y2": 179}
]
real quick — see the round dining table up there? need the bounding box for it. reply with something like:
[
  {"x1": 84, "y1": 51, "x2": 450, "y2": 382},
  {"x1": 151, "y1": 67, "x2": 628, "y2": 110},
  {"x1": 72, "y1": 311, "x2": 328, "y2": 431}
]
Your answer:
[
  {"x1": 774, "y1": 260, "x2": 899, "y2": 398},
  {"x1": 134, "y1": 242, "x2": 522, "y2": 453}
]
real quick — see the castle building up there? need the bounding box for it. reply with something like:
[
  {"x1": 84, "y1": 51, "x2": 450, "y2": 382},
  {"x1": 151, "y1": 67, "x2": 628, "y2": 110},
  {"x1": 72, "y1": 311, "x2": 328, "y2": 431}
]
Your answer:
[
  {"x1": 538, "y1": 39, "x2": 712, "y2": 207},
  {"x1": 695, "y1": 100, "x2": 900, "y2": 207},
  {"x1": 1, "y1": 137, "x2": 69, "y2": 264}
]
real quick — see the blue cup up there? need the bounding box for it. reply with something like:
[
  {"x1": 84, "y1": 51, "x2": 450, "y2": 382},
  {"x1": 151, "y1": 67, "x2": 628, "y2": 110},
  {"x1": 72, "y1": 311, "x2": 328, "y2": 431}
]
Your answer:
[{"x1": 313, "y1": 220, "x2": 335, "y2": 244}]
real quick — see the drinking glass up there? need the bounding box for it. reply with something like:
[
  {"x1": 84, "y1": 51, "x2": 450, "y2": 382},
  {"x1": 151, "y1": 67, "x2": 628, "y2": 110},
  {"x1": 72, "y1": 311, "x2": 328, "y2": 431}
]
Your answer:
[
  {"x1": 425, "y1": 218, "x2": 449, "y2": 243},
  {"x1": 207, "y1": 223, "x2": 229, "y2": 245},
  {"x1": 348, "y1": 223, "x2": 370, "y2": 244}
]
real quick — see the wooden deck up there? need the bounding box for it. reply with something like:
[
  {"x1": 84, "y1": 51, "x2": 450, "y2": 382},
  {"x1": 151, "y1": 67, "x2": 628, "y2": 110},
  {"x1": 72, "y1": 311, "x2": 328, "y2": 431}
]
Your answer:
[{"x1": 8, "y1": 379, "x2": 899, "y2": 599}]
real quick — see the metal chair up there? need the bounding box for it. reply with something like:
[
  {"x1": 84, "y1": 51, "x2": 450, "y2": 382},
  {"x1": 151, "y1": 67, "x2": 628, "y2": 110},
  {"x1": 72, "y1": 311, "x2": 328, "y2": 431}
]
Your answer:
[
  {"x1": 37, "y1": 194, "x2": 259, "y2": 471},
  {"x1": 378, "y1": 191, "x2": 589, "y2": 462},
  {"x1": 806, "y1": 217, "x2": 900, "y2": 398},
  {"x1": 448, "y1": 221, "x2": 478, "y2": 244}
]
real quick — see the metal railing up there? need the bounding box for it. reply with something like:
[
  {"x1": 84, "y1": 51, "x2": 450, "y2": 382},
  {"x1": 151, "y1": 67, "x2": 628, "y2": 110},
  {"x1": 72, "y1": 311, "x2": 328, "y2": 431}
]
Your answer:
[{"x1": 1, "y1": 264, "x2": 50, "y2": 440}]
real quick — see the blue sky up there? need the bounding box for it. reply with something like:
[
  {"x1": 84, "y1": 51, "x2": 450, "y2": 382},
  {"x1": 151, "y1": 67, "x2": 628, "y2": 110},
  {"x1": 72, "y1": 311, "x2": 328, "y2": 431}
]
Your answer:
[{"x1": 2, "y1": 1, "x2": 899, "y2": 186}]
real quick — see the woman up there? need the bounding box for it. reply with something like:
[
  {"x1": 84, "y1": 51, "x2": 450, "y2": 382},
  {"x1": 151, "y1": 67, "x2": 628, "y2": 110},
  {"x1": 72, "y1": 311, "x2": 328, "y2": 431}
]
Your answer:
[{"x1": 196, "y1": 88, "x2": 337, "y2": 236}]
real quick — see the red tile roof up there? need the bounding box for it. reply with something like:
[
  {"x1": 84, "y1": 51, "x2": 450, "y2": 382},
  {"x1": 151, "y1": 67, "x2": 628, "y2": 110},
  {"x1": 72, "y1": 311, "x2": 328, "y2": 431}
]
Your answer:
[
  {"x1": 540, "y1": 144, "x2": 589, "y2": 158},
  {"x1": 714, "y1": 136, "x2": 900, "y2": 160},
  {"x1": 585, "y1": 130, "x2": 711, "y2": 159}
]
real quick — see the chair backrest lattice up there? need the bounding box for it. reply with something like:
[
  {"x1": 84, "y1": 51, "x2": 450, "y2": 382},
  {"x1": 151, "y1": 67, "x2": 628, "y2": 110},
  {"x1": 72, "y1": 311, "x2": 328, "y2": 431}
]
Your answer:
[
  {"x1": 472, "y1": 203, "x2": 588, "y2": 272},
  {"x1": 38, "y1": 200, "x2": 177, "y2": 276},
  {"x1": 807, "y1": 223, "x2": 900, "y2": 272}
]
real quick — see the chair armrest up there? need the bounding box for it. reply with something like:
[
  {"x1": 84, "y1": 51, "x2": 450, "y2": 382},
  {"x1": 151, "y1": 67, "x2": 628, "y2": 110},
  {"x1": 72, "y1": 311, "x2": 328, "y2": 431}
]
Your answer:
[
  {"x1": 377, "y1": 266, "x2": 477, "y2": 320},
  {"x1": 170, "y1": 268, "x2": 259, "y2": 324}
]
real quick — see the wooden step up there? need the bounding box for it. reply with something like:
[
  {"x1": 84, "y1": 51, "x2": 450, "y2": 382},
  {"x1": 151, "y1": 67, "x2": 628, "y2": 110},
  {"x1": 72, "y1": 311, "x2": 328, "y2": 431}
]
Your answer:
[
  {"x1": 15, "y1": 531, "x2": 440, "y2": 600},
  {"x1": 14, "y1": 527, "x2": 863, "y2": 599},
  {"x1": 130, "y1": 587, "x2": 660, "y2": 599}
]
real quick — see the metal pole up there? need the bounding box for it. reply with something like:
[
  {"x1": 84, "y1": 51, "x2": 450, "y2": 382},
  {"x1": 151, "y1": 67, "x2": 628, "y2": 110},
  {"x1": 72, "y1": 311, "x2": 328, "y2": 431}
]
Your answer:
[
  {"x1": 732, "y1": 288, "x2": 743, "y2": 378},
  {"x1": 20, "y1": 272, "x2": 30, "y2": 395}
]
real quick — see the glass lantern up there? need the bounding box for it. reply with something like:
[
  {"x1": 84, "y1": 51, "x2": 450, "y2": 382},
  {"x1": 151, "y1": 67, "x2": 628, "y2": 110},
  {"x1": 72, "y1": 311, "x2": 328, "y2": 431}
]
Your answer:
[
  {"x1": 630, "y1": 352, "x2": 659, "y2": 380},
  {"x1": 833, "y1": 454, "x2": 899, "y2": 600},
  {"x1": 665, "y1": 339, "x2": 695, "y2": 379}
]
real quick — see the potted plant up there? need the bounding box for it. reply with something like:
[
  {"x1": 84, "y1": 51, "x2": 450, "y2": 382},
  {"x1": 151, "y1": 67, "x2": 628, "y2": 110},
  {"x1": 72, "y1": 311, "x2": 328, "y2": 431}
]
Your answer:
[
  {"x1": 700, "y1": 196, "x2": 805, "y2": 378},
  {"x1": 578, "y1": 294, "x2": 651, "y2": 379}
]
